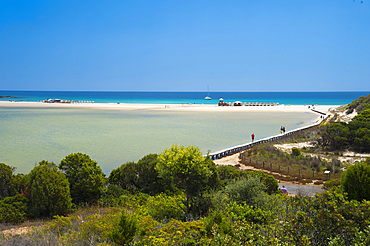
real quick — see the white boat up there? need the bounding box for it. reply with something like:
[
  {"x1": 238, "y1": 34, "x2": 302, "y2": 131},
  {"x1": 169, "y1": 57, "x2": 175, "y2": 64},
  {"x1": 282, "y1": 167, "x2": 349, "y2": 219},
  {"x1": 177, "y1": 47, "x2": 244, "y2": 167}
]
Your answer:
[{"x1": 204, "y1": 86, "x2": 211, "y2": 100}]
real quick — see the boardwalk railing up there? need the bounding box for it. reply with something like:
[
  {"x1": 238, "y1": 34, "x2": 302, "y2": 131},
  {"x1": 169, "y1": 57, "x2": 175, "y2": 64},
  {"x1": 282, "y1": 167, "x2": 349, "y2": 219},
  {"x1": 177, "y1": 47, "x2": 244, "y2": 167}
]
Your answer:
[{"x1": 208, "y1": 110, "x2": 328, "y2": 160}]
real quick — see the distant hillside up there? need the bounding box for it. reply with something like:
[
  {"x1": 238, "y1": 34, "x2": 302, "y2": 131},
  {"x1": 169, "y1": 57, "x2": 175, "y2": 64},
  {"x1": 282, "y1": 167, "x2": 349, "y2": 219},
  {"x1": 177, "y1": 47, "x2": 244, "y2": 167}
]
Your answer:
[{"x1": 346, "y1": 93, "x2": 370, "y2": 114}]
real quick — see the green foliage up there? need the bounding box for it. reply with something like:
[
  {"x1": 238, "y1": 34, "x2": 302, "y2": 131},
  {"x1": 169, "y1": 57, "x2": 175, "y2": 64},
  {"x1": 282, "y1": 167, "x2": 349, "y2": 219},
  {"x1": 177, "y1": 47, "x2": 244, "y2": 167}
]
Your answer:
[
  {"x1": 245, "y1": 170, "x2": 279, "y2": 195},
  {"x1": 319, "y1": 122, "x2": 350, "y2": 150},
  {"x1": 0, "y1": 163, "x2": 17, "y2": 198},
  {"x1": 109, "y1": 154, "x2": 166, "y2": 195},
  {"x1": 45, "y1": 208, "x2": 119, "y2": 245},
  {"x1": 320, "y1": 98, "x2": 370, "y2": 152},
  {"x1": 283, "y1": 190, "x2": 370, "y2": 245},
  {"x1": 135, "y1": 219, "x2": 206, "y2": 245},
  {"x1": 217, "y1": 165, "x2": 246, "y2": 181},
  {"x1": 341, "y1": 162, "x2": 370, "y2": 201},
  {"x1": 346, "y1": 93, "x2": 370, "y2": 114},
  {"x1": 156, "y1": 145, "x2": 219, "y2": 212},
  {"x1": 28, "y1": 161, "x2": 72, "y2": 218},
  {"x1": 0, "y1": 194, "x2": 29, "y2": 224},
  {"x1": 59, "y1": 153, "x2": 105, "y2": 204},
  {"x1": 203, "y1": 210, "x2": 233, "y2": 237},
  {"x1": 99, "y1": 184, "x2": 130, "y2": 207},
  {"x1": 291, "y1": 147, "x2": 301, "y2": 157},
  {"x1": 323, "y1": 179, "x2": 341, "y2": 190},
  {"x1": 146, "y1": 193, "x2": 186, "y2": 221},
  {"x1": 110, "y1": 210, "x2": 138, "y2": 245},
  {"x1": 187, "y1": 194, "x2": 214, "y2": 219},
  {"x1": 224, "y1": 177, "x2": 268, "y2": 206},
  {"x1": 109, "y1": 161, "x2": 137, "y2": 192},
  {"x1": 225, "y1": 201, "x2": 275, "y2": 225},
  {"x1": 12, "y1": 173, "x2": 28, "y2": 195}
]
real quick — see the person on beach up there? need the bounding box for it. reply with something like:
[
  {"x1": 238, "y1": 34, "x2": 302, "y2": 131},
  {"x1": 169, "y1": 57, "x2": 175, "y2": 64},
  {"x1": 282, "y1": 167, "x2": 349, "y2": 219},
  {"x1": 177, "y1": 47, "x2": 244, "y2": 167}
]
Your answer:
[
  {"x1": 283, "y1": 126, "x2": 286, "y2": 133},
  {"x1": 251, "y1": 133, "x2": 255, "y2": 142},
  {"x1": 280, "y1": 126, "x2": 283, "y2": 134},
  {"x1": 281, "y1": 186, "x2": 288, "y2": 195}
]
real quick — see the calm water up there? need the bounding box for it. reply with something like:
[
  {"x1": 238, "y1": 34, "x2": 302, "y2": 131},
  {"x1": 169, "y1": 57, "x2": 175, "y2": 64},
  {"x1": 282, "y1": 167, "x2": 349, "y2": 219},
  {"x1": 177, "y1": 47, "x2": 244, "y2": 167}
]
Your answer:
[
  {"x1": 1, "y1": 91, "x2": 368, "y2": 105},
  {"x1": 0, "y1": 107, "x2": 316, "y2": 174}
]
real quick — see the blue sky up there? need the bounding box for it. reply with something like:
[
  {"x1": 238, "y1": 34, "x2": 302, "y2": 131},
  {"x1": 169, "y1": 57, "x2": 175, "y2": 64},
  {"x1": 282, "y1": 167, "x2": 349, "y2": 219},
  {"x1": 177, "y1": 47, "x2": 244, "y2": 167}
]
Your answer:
[{"x1": 0, "y1": 0, "x2": 369, "y2": 92}]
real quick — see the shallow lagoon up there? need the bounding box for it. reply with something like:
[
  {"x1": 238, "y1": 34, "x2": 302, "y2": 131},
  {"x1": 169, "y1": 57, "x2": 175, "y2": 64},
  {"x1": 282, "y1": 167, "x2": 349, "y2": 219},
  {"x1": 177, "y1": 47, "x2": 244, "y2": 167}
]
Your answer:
[{"x1": 0, "y1": 107, "x2": 317, "y2": 174}]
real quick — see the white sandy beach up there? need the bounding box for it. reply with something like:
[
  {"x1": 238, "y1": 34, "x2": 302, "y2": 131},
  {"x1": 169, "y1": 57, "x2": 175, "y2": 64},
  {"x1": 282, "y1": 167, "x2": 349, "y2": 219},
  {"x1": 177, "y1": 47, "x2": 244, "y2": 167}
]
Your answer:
[{"x1": 0, "y1": 101, "x2": 338, "y2": 114}]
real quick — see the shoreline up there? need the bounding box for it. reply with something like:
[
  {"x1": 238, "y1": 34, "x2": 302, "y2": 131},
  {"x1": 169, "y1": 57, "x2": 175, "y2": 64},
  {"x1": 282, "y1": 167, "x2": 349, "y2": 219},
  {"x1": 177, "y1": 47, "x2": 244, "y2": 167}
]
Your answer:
[{"x1": 0, "y1": 101, "x2": 338, "y2": 113}]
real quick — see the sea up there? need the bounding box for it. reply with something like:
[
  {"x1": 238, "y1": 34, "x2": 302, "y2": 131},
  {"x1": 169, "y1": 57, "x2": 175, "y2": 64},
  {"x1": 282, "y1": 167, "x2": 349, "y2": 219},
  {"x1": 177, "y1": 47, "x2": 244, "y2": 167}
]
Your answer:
[
  {"x1": 0, "y1": 91, "x2": 368, "y2": 105},
  {"x1": 0, "y1": 91, "x2": 368, "y2": 175}
]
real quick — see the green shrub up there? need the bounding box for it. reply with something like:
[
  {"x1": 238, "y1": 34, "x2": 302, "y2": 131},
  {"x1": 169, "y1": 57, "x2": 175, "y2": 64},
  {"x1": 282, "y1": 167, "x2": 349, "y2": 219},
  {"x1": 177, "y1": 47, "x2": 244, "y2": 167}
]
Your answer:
[
  {"x1": 98, "y1": 184, "x2": 130, "y2": 207},
  {"x1": 0, "y1": 194, "x2": 29, "y2": 224},
  {"x1": 29, "y1": 161, "x2": 72, "y2": 217},
  {"x1": 246, "y1": 171, "x2": 279, "y2": 195},
  {"x1": 59, "y1": 153, "x2": 105, "y2": 204},
  {"x1": 217, "y1": 165, "x2": 245, "y2": 181},
  {"x1": 291, "y1": 147, "x2": 301, "y2": 157},
  {"x1": 323, "y1": 179, "x2": 341, "y2": 190},
  {"x1": 341, "y1": 162, "x2": 370, "y2": 201},
  {"x1": 225, "y1": 201, "x2": 274, "y2": 225},
  {"x1": 135, "y1": 220, "x2": 206, "y2": 245},
  {"x1": 0, "y1": 163, "x2": 17, "y2": 198},
  {"x1": 224, "y1": 177, "x2": 268, "y2": 206},
  {"x1": 109, "y1": 154, "x2": 167, "y2": 195},
  {"x1": 110, "y1": 210, "x2": 138, "y2": 245},
  {"x1": 203, "y1": 210, "x2": 233, "y2": 237},
  {"x1": 146, "y1": 193, "x2": 186, "y2": 222}
]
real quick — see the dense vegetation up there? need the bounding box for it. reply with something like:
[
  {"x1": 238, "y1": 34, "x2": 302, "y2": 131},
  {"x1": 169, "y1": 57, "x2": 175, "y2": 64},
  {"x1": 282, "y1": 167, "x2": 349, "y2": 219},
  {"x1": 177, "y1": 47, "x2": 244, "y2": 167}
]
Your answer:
[
  {"x1": 319, "y1": 93, "x2": 370, "y2": 152},
  {"x1": 1, "y1": 145, "x2": 369, "y2": 245},
  {"x1": 346, "y1": 93, "x2": 370, "y2": 114}
]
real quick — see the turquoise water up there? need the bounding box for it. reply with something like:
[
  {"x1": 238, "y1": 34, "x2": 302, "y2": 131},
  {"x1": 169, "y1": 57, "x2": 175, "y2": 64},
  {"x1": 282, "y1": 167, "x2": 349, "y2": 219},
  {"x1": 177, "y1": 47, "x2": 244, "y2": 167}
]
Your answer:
[
  {"x1": 1, "y1": 91, "x2": 368, "y2": 105},
  {"x1": 0, "y1": 107, "x2": 316, "y2": 174}
]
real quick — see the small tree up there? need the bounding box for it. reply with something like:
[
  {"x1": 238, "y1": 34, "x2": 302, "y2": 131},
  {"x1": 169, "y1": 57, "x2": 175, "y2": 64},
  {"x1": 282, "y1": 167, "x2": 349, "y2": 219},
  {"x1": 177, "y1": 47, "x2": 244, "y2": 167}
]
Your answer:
[
  {"x1": 156, "y1": 145, "x2": 219, "y2": 213},
  {"x1": 28, "y1": 161, "x2": 72, "y2": 217},
  {"x1": 341, "y1": 162, "x2": 370, "y2": 201},
  {"x1": 0, "y1": 163, "x2": 17, "y2": 198},
  {"x1": 110, "y1": 210, "x2": 138, "y2": 245},
  {"x1": 59, "y1": 153, "x2": 105, "y2": 204}
]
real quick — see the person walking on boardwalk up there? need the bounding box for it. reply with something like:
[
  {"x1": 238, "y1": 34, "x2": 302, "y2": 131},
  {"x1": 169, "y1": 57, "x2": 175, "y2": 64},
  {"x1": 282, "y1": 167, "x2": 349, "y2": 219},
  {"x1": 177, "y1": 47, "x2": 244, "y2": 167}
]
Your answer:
[{"x1": 251, "y1": 133, "x2": 255, "y2": 142}]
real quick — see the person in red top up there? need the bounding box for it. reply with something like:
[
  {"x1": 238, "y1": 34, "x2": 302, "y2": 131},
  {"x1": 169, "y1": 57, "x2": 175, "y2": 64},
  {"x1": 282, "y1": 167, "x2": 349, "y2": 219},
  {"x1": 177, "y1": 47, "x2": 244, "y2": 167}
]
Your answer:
[{"x1": 251, "y1": 133, "x2": 255, "y2": 142}]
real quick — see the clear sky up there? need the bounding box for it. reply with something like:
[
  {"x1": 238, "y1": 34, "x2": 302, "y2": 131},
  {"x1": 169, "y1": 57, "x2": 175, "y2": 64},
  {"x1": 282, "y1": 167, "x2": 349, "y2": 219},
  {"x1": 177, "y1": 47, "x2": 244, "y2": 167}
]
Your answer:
[{"x1": 0, "y1": 0, "x2": 369, "y2": 92}]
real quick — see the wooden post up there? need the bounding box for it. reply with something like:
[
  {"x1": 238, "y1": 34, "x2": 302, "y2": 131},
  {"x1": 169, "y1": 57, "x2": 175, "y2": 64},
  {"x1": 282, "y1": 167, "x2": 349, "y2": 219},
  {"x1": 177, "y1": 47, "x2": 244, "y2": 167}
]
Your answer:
[
  {"x1": 288, "y1": 167, "x2": 289, "y2": 174},
  {"x1": 250, "y1": 158, "x2": 251, "y2": 164},
  {"x1": 299, "y1": 169, "x2": 301, "y2": 177}
]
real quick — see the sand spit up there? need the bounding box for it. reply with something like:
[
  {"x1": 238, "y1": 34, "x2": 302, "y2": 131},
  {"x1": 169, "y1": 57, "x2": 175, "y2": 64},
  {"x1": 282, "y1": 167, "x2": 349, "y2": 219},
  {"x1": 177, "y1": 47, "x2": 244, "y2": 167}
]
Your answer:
[{"x1": 0, "y1": 101, "x2": 338, "y2": 113}]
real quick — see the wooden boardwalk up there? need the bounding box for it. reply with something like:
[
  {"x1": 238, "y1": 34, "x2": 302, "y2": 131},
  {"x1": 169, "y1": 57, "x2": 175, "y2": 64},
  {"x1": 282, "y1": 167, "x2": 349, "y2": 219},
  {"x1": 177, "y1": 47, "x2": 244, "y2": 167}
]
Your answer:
[{"x1": 209, "y1": 110, "x2": 328, "y2": 160}]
